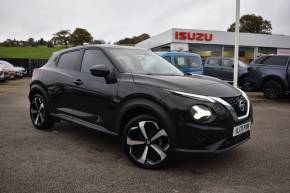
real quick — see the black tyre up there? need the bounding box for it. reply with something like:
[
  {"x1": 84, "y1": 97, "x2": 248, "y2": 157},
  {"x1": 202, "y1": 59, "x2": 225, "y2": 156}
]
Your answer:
[
  {"x1": 262, "y1": 80, "x2": 283, "y2": 99},
  {"x1": 239, "y1": 77, "x2": 254, "y2": 91},
  {"x1": 122, "y1": 114, "x2": 172, "y2": 169},
  {"x1": 30, "y1": 93, "x2": 55, "y2": 130}
]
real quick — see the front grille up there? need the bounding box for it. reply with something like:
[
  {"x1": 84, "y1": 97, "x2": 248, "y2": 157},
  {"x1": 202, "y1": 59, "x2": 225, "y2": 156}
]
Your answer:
[{"x1": 221, "y1": 95, "x2": 248, "y2": 117}]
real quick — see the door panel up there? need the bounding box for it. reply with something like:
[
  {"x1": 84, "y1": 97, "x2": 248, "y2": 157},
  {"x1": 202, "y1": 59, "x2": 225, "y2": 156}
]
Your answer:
[
  {"x1": 47, "y1": 50, "x2": 83, "y2": 116},
  {"x1": 69, "y1": 48, "x2": 118, "y2": 130},
  {"x1": 204, "y1": 58, "x2": 222, "y2": 79},
  {"x1": 221, "y1": 59, "x2": 234, "y2": 81}
]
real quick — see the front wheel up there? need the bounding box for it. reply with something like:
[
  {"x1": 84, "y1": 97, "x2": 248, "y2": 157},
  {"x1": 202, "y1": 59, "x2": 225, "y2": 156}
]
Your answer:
[
  {"x1": 262, "y1": 80, "x2": 283, "y2": 99},
  {"x1": 239, "y1": 77, "x2": 254, "y2": 91},
  {"x1": 30, "y1": 94, "x2": 55, "y2": 130},
  {"x1": 122, "y1": 114, "x2": 172, "y2": 169}
]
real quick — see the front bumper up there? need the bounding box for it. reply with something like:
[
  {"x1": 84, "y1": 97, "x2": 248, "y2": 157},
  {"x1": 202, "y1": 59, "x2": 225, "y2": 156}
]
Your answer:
[{"x1": 173, "y1": 117, "x2": 252, "y2": 153}]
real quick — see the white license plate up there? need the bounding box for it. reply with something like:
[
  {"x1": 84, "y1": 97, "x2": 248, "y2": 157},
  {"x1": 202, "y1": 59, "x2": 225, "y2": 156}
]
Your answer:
[{"x1": 233, "y1": 122, "x2": 251, "y2": 137}]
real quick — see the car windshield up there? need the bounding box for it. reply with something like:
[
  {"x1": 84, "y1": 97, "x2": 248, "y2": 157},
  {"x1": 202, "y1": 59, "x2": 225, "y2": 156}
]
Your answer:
[
  {"x1": 174, "y1": 55, "x2": 202, "y2": 69},
  {"x1": 107, "y1": 48, "x2": 184, "y2": 76},
  {"x1": 0, "y1": 61, "x2": 14, "y2": 68}
]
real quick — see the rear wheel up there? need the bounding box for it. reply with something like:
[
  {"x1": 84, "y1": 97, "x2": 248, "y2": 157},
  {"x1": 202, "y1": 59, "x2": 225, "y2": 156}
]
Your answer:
[
  {"x1": 122, "y1": 114, "x2": 172, "y2": 169},
  {"x1": 30, "y1": 94, "x2": 55, "y2": 130},
  {"x1": 262, "y1": 80, "x2": 283, "y2": 99}
]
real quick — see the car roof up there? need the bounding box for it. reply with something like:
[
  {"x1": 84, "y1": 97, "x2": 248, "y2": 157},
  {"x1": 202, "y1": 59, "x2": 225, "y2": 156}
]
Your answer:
[
  {"x1": 206, "y1": 57, "x2": 233, "y2": 60},
  {"x1": 53, "y1": 44, "x2": 147, "y2": 55}
]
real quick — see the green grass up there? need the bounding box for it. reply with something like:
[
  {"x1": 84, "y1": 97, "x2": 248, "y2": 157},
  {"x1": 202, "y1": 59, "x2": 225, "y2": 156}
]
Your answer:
[{"x1": 0, "y1": 46, "x2": 66, "y2": 59}]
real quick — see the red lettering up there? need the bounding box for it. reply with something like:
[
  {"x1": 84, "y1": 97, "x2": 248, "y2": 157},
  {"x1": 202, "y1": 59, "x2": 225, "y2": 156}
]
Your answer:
[
  {"x1": 179, "y1": 32, "x2": 186, "y2": 40},
  {"x1": 204, "y1": 33, "x2": 213, "y2": 41},
  {"x1": 187, "y1": 32, "x2": 195, "y2": 40},
  {"x1": 196, "y1": 33, "x2": 204, "y2": 41},
  {"x1": 174, "y1": 31, "x2": 213, "y2": 42}
]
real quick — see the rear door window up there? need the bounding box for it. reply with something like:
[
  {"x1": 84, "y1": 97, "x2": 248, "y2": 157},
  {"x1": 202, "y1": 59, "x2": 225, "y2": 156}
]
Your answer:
[
  {"x1": 57, "y1": 50, "x2": 82, "y2": 71},
  {"x1": 207, "y1": 58, "x2": 220, "y2": 66},
  {"x1": 174, "y1": 55, "x2": 202, "y2": 68},
  {"x1": 257, "y1": 56, "x2": 288, "y2": 66},
  {"x1": 221, "y1": 59, "x2": 234, "y2": 67}
]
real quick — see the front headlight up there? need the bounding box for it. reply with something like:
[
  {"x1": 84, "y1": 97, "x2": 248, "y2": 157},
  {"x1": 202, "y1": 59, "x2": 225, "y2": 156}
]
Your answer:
[{"x1": 191, "y1": 105, "x2": 215, "y2": 123}]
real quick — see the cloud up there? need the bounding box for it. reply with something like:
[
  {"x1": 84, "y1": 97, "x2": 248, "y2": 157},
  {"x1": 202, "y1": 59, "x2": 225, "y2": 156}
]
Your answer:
[{"x1": 0, "y1": 0, "x2": 289, "y2": 42}]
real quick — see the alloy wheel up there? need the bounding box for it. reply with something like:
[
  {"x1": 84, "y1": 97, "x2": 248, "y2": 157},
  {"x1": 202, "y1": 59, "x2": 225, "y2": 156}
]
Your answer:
[
  {"x1": 30, "y1": 96, "x2": 46, "y2": 127},
  {"x1": 126, "y1": 120, "x2": 170, "y2": 166}
]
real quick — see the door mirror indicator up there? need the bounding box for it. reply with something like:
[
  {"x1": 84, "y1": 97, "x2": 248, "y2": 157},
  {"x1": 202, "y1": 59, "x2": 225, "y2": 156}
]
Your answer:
[{"x1": 90, "y1": 64, "x2": 110, "y2": 77}]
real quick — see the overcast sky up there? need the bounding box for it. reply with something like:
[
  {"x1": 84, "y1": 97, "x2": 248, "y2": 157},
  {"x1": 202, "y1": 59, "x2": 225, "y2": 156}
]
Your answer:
[{"x1": 0, "y1": 0, "x2": 289, "y2": 42}]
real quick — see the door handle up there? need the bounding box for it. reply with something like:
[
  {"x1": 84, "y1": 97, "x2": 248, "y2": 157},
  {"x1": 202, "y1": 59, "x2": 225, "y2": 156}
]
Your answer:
[{"x1": 73, "y1": 79, "x2": 83, "y2": 86}]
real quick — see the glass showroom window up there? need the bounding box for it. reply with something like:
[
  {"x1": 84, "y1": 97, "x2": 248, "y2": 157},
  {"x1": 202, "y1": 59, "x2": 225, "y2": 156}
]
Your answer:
[
  {"x1": 258, "y1": 47, "x2": 277, "y2": 56},
  {"x1": 239, "y1": 47, "x2": 254, "y2": 64},
  {"x1": 189, "y1": 44, "x2": 222, "y2": 61},
  {"x1": 223, "y1": 46, "x2": 254, "y2": 64}
]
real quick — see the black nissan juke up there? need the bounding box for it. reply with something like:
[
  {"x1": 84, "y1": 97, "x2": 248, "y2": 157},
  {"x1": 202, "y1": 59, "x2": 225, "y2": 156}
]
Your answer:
[{"x1": 29, "y1": 45, "x2": 253, "y2": 169}]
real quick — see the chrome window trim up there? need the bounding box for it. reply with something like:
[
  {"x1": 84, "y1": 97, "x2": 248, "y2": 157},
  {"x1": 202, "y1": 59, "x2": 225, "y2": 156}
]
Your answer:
[{"x1": 168, "y1": 90, "x2": 216, "y2": 103}]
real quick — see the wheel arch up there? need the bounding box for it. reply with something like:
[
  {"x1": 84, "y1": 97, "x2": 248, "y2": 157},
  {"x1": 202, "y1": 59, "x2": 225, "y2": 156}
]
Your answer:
[
  {"x1": 29, "y1": 81, "x2": 53, "y2": 112},
  {"x1": 116, "y1": 97, "x2": 177, "y2": 146},
  {"x1": 261, "y1": 75, "x2": 286, "y2": 90}
]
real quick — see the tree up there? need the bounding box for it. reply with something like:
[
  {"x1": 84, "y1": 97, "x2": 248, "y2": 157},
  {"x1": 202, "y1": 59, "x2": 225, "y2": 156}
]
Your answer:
[
  {"x1": 38, "y1": 38, "x2": 47, "y2": 46},
  {"x1": 93, "y1": 39, "x2": 106, "y2": 44},
  {"x1": 227, "y1": 14, "x2": 272, "y2": 34},
  {"x1": 27, "y1": 38, "x2": 38, "y2": 47},
  {"x1": 70, "y1": 28, "x2": 93, "y2": 46},
  {"x1": 52, "y1": 30, "x2": 71, "y2": 48},
  {"x1": 117, "y1": 33, "x2": 150, "y2": 45}
]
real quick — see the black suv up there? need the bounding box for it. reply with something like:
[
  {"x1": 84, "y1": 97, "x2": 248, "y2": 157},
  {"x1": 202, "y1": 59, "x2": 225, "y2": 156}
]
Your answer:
[
  {"x1": 204, "y1": 57, "x2": 252, "y2": 91},
  {"x1": 29, "y1": 45, "x2": 253, "y2": 169},
  {"x1": 248, "y1": 55, "x2": 290, "y2": 99}
]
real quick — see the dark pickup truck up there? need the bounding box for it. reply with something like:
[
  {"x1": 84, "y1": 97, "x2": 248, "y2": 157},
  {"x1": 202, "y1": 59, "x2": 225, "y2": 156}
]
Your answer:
[{"x1": 248, "y1": 55, "x2": 290, "y2": 99}]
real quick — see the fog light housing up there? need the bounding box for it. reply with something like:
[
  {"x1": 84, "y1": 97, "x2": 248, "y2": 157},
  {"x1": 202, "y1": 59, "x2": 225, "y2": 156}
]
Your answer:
[{"x1": 191, "y1": 105, "x2": 214, "y2": 122}]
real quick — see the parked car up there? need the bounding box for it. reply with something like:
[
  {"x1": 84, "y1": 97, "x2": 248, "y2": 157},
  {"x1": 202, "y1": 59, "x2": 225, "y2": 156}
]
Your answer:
[
  {"x1": 247, "y1": 55, "x2": 290, "y2": 99},
  {"x1": 156, "y1": 51, "x2": 203, "y2": 75},
  {"x1": 29, "y1": 45, "x2": 253, "y2": 169},
  {"x1": 0, "y1": 65, "x2": 4, "y2": 81},
  {"x1": 0, "y1": 63, "x2": 11, "y2": 80},
  {"x1": 0, "y1": 60, "x2": 26, "y2": 78},
  {"x1": 204, "y1": 57, "x2": 253, "y2": 91}
]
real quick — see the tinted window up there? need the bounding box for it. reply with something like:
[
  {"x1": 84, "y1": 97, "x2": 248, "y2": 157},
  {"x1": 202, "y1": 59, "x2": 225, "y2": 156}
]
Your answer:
[
  {"x1": 254, "y1": 56, "x2": 266, "y2": 64},
  {"x1": 221, "y1": 59, "x2": 234, "y2": 67},
  {"x1": 57, "y1": 50, "x2": 82, "y2": 70},
  {"x1": 261, "y1": 56, "x2": 288, "y2": 66},
  {"x1": 207, "y1": 58, "x2": 220, "y2": 66},
  {"x1": 163, "y1": 56, "x2": 171, "y2": 63},
  {"x1": 174, "y1": 55, "x2": 202, "y2": 68},
  {"x1": 81, "y1": 49, "x2": 112, "y2": 73}
]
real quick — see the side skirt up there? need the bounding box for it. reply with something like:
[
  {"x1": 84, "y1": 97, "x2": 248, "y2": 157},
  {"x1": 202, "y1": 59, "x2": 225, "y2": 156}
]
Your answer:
[{"x1": 51, "y1": 113, "x2": 118, "y2": 136}]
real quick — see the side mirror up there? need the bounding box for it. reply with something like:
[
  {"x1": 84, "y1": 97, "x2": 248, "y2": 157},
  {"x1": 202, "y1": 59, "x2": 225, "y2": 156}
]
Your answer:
[{"x1": 90, "y1": 64, "x2": 110, "y2": 77}]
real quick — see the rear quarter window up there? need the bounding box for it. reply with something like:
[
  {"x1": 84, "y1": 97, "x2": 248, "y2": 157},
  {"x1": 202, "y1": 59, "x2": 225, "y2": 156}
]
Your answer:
[{"x1": 57, "y1": 50, "x2": 82, "y2": 70}]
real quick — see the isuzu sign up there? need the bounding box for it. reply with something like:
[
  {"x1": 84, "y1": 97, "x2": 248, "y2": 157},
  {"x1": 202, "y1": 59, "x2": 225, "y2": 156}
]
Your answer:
[{"x1": 175, "y1": 31, "x2": 213, "y2": 41}]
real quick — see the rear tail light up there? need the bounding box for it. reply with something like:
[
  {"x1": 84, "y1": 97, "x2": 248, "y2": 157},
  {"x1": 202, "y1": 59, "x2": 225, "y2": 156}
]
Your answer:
[{"x1": 32, "y1": 68, "x2": 39, "y2": 77}]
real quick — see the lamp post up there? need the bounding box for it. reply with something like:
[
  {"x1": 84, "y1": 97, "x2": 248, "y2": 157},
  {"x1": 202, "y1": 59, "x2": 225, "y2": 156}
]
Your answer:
[{"x1": 233, "y1": 0, "x2": 240, "y2": 88}]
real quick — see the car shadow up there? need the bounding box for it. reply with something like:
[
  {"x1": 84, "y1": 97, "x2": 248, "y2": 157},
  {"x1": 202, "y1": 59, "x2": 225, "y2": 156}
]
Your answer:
[{"x1": 50, "y1": 121, "x2": 248, "y2": 172}]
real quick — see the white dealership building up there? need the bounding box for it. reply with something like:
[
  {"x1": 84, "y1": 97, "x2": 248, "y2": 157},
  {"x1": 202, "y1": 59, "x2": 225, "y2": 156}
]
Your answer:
[{"x1": 136, "y1": 28, "x2": 290, "y2": 63}]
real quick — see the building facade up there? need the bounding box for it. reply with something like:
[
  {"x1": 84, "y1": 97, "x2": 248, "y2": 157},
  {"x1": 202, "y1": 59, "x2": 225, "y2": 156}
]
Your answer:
[{"x1": 136, "y1": 28, "x2": 290, "y2": 63}]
